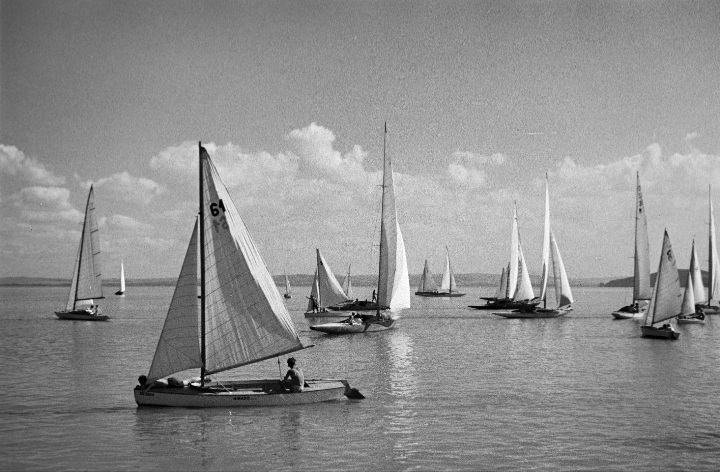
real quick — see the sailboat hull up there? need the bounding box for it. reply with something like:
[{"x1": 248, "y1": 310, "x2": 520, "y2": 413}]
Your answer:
[
  {"x1": 492, "y1": 309, "x2": 569, "y2": 319},
  {"x1": 115, "y1": 291, "x2": 125, "y2": 296},
  {"x1": 309, "y1": 315, "x2": 397, "y2": 334},
  {"x1": 611, "y1": 305, "x2": 646, "y2": 319},
  {"x1": 696, "y1": 303, "x2": 720, "y2": 314},
  {"x1": 55, "y1": 311, "x2": 109, "y2": 321},
  {"x1": 304, "y1": 310, "x2": 356, "y2": 325},
  {"x1": 134, "y1": 379, "x2": 348, "y2": 407},
  {"x1": 469, "y1": 299, "x2": 539, "y2": 310},
  {"x1": 415, "y1": 291, "x2": 465, "y2": 297},
  {"x1": 641, "y1": 325, "x2": 680, "y2": 339}
]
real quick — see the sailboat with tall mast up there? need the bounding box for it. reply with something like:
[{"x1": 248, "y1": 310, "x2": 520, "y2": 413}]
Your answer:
[
  {"x1": 698, "y1": 185, "x2": 720, "y2": 314},
  {"x1": 115, "y1": 259, "x2": 126, "y2": 296},
  {"x1": 283, "y1": 271, "x2": 292, "y2": 299},
  {"x1": 469, "y1": 204, "x2": 539, "y2": 310},
  {"x1": 55, "y1": 186, "x2": 108, "y2": 321},
  {"x1": 416, "y1": 247, "x2": 465, "y2": 297},
  {"x1": 677, "y1": 251, "x2": 706, "y2": 324},
  {"x1": 311, "y1": 123, "x2": 410, "y2": 334},
  {"x1": 640, "y1": 230, "x2": 682, "y2": 339},
  {"x1": 612, "y1": 173, "x2": 652, "y2": 319},
  {"x1": 495, "y1": 177, "x2": 573, "y2": 318},
  {"x1": 134, "y1": 143, "x2": 356, "y2": 407}
]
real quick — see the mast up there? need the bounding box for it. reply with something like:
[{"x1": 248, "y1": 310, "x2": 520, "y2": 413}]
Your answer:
[
  {"x1": 199, "y1": 142, "x2": 207, "y2": 385},
  {"x1": 376, "y1": 122, "x2": 387, "y2": 316},
  {"x1": 73, "y1": 186, "x2": 92, "y2": 310}
]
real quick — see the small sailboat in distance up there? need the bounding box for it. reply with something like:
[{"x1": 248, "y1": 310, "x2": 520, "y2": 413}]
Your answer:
[
  {"x1": 416, "y1": 247, "x2": 465, "y2": 297},
  {"x1": 283, "y1": 271, "x2": 292, "y2": 299},
  {"x1": 311, "y1": 123, "x2": 410, "y2": 334},
  {"x1": 55, "y1": 186, "x2": 108, "y2": 321},
  {"x1": 343, "y1": 265, "x2": 353, "y2": 300},
  {"x1": 677, "y1": 258, "x2": 706, "y2": 324},
  {"x1": 134, "y1": 143, "x2": 357, "y2": 407},
  {"x1": 612, "y1": 173, "x2": 652, "y2": 319},
  {"x1": 640, "y1": 230, "x2": 682, "y2": 339},
  {"x1": 115, "y1": 259, "x2": 126, "y2": 296}
]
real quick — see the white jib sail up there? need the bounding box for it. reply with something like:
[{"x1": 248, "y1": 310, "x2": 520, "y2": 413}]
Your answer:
[
  {"x1": 202, "y1": 150, "x2": 303, "y2": 375},
  {"x1": 377, "y1": 126, "x2": 411, "y2": 312},
  {"x1": 418, "y1": 259, "x2": 437, "y2": 292},
  {"x1": 316, "y1": 249, "x2": 351, "y2": 307},
  {"x1": 284, "y1": 273, "x2": 291, "y2": 296},
  {"x1": 709, "y1": 186, "x2": 720, "y2": 303},
  {"x1": 507, "y1": 204, "x2": 520, "y2": 299},
  {"x1": 67, "y1": 186, "x2": 104, "y2": 311},
  {"x1": 550, "y1": 230, "x2": 573, "y2": 307},
  {"x1": 440, "y1": 248, "x2": 457, "y2": 292},
  {"x1": 634, "y1": 173, "x2": 652, "y2": 302},
  {"x1": 680, "y1": 269, "x2": 696, "y2": 316},
  {"x1": 644, "y1": 230, "x2": 682, "y2": 326},
  {"x1": 690, "y1": 240, "x2": 706, "y2": 304},
  {"x1": 513, "y1": 242, "x2": 535, "y2": 301},
  {"x1": 494, "y1": 267, "x2": 507, "y2": 300},
  {"x1": 539, "y1": 175, "x2": 551, "y2": 303},
  {"x1": 307, "y1": 268, "x2": 319, "y2": 312},
  {"x1": 147, "y1": 220, "x2": 202, "y2": 382}
]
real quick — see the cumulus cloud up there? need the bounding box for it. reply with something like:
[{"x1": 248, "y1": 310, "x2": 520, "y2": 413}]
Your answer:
[
  {"x1": 94, "y1": 171, "x2": 164, "y2": 205},
  {"x1": 11, "y1": 186, "x2": 82, "y2": 223},
  {"x1": 0, "y1": 145, "x2": 65, "y2": 186},
  {"x1": 447, "y1": 163, "x2": 487, "y2": 189},
  {"x1": 106, "y1": 214, "x2": 154, "y2": 231},
  {"x1": 451, "y1": 150, "x2": 507, "y2": 166}
]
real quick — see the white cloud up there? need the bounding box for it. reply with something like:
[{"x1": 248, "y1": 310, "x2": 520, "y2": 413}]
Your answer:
[
  {"x1": 447, "y1": 163, "x2": 487, "y2": 189},
  {"x1": 94, "y1": 171, "x2": 164, "y2": 205},
  {"x1": 12, "y1": 186, "x2": 82, "y2": 223},
  {"x1": 0, "y1": 145, "x2": 65, "y2": 186}
]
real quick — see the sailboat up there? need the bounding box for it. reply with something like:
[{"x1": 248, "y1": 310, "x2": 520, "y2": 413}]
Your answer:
[
  {"x1": 612, "y1": 173, "x2": 652, "y2": 319},
  {"x1": 55, "y1": 186, "x2": 108, "y2": 321},
  {"x1": 303, "y1": 249, "x2": 353, "y2": 324},
  {"x1": 310, "y1": 123, "x2": 411, "y2": 334},
  {"x1": 697, "y1": 185, "x2": 720, "y2": 314},
  {"x1": 677, "y1": 254, "x2": 706, "y2": 324},
  {"x1": 495, "y1": 177, "x2": 573, "y2": 318},
  {"x1": 641, "y1": 230, "x2": 682, "y2": 339},
  {"x1": 115, "y1": 259, "x2": 126, "y2": 296},
  {"x1": 343, "y1": 265, "x2": 353, "y2": 299},
  {"x1": 283, "y1": 271, "x2": 292, "y2": 299},
  {"x1": 134, "y1": 143, "x2": 357, "y2": 407},
  {"x1": 469, "y1": 204, "x2": 539, "y2": 310},
  {"x1": 416, "y1": 247, "x2": 465, "y2": 297}
]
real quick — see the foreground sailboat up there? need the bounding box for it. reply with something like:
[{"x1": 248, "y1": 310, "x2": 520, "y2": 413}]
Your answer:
[
  {"x1": 612, "y1": 173, "x2": 652, "y2": 319},
  {"x1": 135, "y1": 143, "x2": 356, "y2": 407},
  {"x1": 55, "y1": 186, "x2": 108, "y2": 321},
  {"x1": 311, "y1": 124, "x2": 410, "y2": 334},
  {"x1": 115, "y1": 259, "x2": 126, "y2": 296},
  {"x1": 416, "y1": 247, "x2": 465, "y2": 297},
  {"x1": 640, "y1": 230, "x2": 681, "y2": 339},
  {"x1": 698, "y1": 186, "x2": 720, "y2": 314}
]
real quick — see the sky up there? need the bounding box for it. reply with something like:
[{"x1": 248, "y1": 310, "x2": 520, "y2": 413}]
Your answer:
[{"x1": 2, "y1": 0, "x2": 720, "y2": 281}]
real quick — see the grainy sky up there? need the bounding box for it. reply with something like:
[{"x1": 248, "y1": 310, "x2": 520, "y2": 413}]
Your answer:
[{"x1": 2, "y1": 0, "x2": 720, "y2": 280}]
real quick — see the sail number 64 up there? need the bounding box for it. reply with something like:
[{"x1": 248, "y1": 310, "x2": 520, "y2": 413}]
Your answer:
[{"x1": 210, "y1": 199, "x2": 226, "y2": 216}]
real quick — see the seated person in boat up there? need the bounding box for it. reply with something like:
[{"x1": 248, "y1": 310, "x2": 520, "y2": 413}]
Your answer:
[
  {"x1": 661, "y1": 323, "x2": 672, "y2": 330},
  {"x1": 282, "y1": 357, "x2": 304, "y2": 393},
  {"x1": 136, "y1": 375, "x2": 185, "y2": 390}
]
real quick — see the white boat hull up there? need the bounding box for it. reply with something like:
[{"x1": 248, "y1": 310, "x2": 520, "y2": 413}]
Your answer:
[
  {"x1": 134, "y1": 379, "x2": 349, "y2": 407},
  {"x1": 611, "y1": 305, "x2": 646, "y2": 319},
  {"x1": 309, "y1": 315, "x2": 397, "y2": 334},
  {"x1": 55, "y1": 311, "x2": 109, "y2": 321},
  {"x1": 493, "y1": 309, "x2": 569, "y2": 319},
  {"x1": 641, "y1": 325, "x2": 680, "y2": 339},
  {"x1": 304, "y1": 310, "x2": 354, "y2": 325}
]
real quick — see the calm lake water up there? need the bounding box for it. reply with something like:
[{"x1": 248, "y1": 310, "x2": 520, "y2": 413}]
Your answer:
[{"x1": 1, "y1": 284, "x2": 720, "y2": 471}]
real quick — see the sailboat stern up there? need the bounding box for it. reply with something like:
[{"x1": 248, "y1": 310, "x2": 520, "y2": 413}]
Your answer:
[{"x1": 640, "y1": 325, "x2": 680, "y2": 339}]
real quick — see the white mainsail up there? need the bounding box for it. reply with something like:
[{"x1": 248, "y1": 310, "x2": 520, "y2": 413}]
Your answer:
[
  {"x1": 644, "y1": 230, "x2": 682, "y2": 326},
  {"x1": 119, "y1": 259, "x2": 126, "y2": 294},
  {"x1": 418, "y1": 259, "x2": 437, "y2": 292},
  {"x1": 440, "y1": 248, "x2": 458, "y2": 293},
  {"x1": 680, "y1": 268, "x2": 697, "y2": 317},
  {"x1": 539, "y1": 175, "x2": 551, "y2": 303},
  {"x1": 147, "y1": 220, "x2": 202, "y2": 382},
  {"x1": 634, "y1": 173, "x2": 652, "y2": 302},
  {"x1": 550, "y1": 231, "x2": 573, "y2": 308},
  {"x1": 307, "y1": 268, "x2": 319, "y2": 311},
  {"x1": 201, "y1": 151, "x2": 304, "y2": 375},
  {"x1": 343, "y1": 265, "x2": 353, "y2": 299},
  {"x1": 316, "y1": 249, "x2": 351, "y2": 307},
  {"x1": 377, "y1": 124, "x2": 411, "y2": 312},
  {"x1": 513, "y1": 242, "x2": 535, "y2": 301},
  {"x1": 284, "y1": 272, "x2": 291, "y2": 297},
  {"x1": 507, "y1": 204, "x2": 519, "y2": 299},
  {"x1": 65, "y1": 186, "x2": 104, "y2": 311},
  {"x1": 689, "y1": 240, "x2": 706, "y2": 304},
  {"x1": 708, "y1": 186, "x2": 720, "y2": 304}
]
